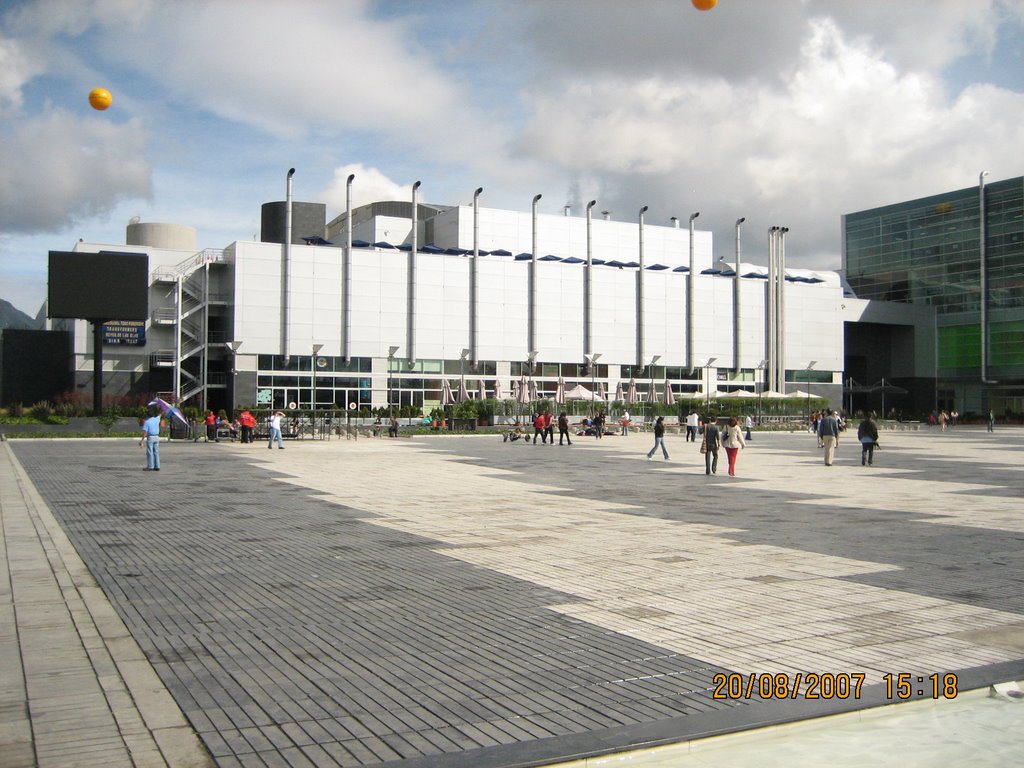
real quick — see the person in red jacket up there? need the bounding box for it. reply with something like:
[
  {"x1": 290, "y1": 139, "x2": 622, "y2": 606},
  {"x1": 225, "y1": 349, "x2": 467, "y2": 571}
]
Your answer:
[
  {"x1": 532, "y1": 412, "x2": 547, "y2": 444},
  {"x1": 238, "y1": 410, "x2": 256, "y2": 444},
  {"x1": 205, "y1": 411, "x2": 218, "y2": 442}
]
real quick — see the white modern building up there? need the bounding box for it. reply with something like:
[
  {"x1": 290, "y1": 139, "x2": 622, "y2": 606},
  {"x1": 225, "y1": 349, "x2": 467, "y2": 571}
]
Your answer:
[{"x1": 58, "y1": 196, "x2": 846, "y2": 416}]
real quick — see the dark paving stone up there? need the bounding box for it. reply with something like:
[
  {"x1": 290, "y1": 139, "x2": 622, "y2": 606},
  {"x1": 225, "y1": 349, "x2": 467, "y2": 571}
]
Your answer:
[{"x1": 11, "y1": 430, "x2": 1024, "y2": 767}]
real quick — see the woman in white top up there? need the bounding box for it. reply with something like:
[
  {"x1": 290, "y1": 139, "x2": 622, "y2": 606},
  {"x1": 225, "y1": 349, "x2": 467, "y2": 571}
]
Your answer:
[{"x1": 722, "y1": 415, "x2": 746, "y2": 476}]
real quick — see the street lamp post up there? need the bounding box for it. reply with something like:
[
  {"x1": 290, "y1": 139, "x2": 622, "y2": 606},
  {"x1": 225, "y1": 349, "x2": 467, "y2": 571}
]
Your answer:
[
  {"x1": 311, "y1": 343, "x2": 323, "y2": 438},
  {"x1": 648, "y1": 354, "x2": 661, "y2": 420},
  {"x1": 703, "y1": 357, "x2": 718, "y2": 413},
  {"x1": 387, "y1": 345, "x2": 400, "y2": 419},
  {"x1": 586, "y1": 353, "x2": 602, "y2": 417},
  {"x1": 755, "y1": 358, "x2": 768, "y2": 424},
  {"x1": 527, "y1": 349, "x2": 538, "y2": 401},
  {"x1": 227, "y1": 341, "x2": 242, "y2": 420},
  {"x1": 460, "y1": 345, "x2": 471, "y2": 396},
  {"x1": 805, "y1": 361, "x2": 817, "y2": 420}
]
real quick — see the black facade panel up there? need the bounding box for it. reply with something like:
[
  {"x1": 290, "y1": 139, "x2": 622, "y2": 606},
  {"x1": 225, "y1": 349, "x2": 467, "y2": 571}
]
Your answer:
[
  {"x1": 1, "y1": 329, "x2": 73, "y2": 406},
  {"x1": 260, "y1": 202, "x2": 328, "y2": 245}
]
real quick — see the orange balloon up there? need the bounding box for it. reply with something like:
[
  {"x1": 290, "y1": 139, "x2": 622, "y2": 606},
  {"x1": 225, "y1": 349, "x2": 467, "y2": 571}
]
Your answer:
[
  {"x1": 88, "y1": 87, "x2": 112, "y2": 111},
  {"x1": 692, "y1": 0, "x2": 717, "y2": 9}
]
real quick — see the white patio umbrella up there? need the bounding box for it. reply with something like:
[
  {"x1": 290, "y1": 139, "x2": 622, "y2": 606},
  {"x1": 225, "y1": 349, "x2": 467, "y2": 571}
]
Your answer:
[
  {"x1": 718, "y1": 389, "x2": 755, "y2": 398},
  {"x1": 759, "y1": 390, "x2": 787, "y2": 398},
  {"x1": 627, "y1": 378, "x2": 638, "y2": 404},
  {"x1": 517, "y1": 375, "x2": 530, "y2": 405},
  {"x1": 596, "y1": 382, "x2": 606, "y2": 402},
  {"x1": 662, "y1": 379, "x2": 675, "y2": 405},
  {"x1": 510, "y1": 379, "x2": 520, "y2": 401},
  {"x1": 528, "y1": 378, "x2": 539, "y2": 402},
  {"x1": 614, "y1": 381, "x2": 624, "y2": 402},
  {"x1": 565, "y1": 384, "x2": 597, "y2": 400},
  {"x1": 441, "y1": 379, "x2": 455, "y2": 405},
  {"x1": 493, "y1": 378, "x2": 503, "y2": 400},
  {"x1": 477, "y1": 378, "x2": 488, "y2": 400},
  {"x1": 457, "y1": 378, "x2": 470, "y2": 403},
  {"x1": 555, "y1": 377, "x2": 566, "y2": 405}
]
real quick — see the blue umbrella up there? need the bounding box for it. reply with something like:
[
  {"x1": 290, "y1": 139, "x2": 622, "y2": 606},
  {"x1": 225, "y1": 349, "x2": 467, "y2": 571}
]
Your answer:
[{"x1": 147, "y1": 398, "x2": 190, "y2": 430}]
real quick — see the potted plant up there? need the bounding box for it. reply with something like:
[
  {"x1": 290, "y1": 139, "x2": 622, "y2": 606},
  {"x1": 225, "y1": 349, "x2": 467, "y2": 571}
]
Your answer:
[{"x1": 477, "y1": 398, "x2": 497, "y2": 427}]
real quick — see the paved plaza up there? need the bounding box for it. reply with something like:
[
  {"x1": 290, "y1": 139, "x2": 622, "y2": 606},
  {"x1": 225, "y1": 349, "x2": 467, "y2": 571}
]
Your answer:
[{"x1": 3, "y1": 426, "x2": 1024, "y2": 767}]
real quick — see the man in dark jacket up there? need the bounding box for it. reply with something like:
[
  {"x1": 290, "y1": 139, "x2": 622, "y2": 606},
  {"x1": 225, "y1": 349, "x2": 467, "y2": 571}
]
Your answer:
[
  {"x1": 558, "y1": 412, "x2": 572, "y2": 445},
  {"x1": 857, "y1": 413, "x2": 879, "y2": 466},
  {"x1": 817, "y1": 408, "x2": 840, "y2": 466},
  {"x1": 704, "y1": 416, "x2": 721, "y2": 475}
]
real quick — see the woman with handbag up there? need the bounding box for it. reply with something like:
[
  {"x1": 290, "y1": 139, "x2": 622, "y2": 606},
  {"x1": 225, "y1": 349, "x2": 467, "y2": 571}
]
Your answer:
[{"x1": 722, "y1": 415, "x2": 746, "y2": 476}]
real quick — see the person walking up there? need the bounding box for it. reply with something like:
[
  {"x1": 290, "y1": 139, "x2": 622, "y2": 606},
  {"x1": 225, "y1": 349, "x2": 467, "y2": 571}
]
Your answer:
[
  {"x1": 543, "y1": 410, "x2": 554, "y2": 445},
  {"x1": 532, "y1": 412, "x2": 546, "y2": 444},
  {"x1": 621, "y1": 410, "x2": 631, "y2": 436},
  {"x1": 722, "y1": 415, "x2": 746, "y2": 476},
  {"x1": 818, "y1": 408, "x2": 839, "y2": 466},
  {"x1": 685, "y1": 410, "x2": 699, "y2": 442},
  {"x1": 744, "y1": 414, "x2": 754, "y2": 441},
  {"x1": 594, "y1": 411, "x2": 605, "y2": 439},
  {"x1": 647, "y1": 416, "x2": 669, "y2": 460},
  {"x1": 987, "y1": 409, "x2": 995, "y2": 433},
  {"x1": 558, "y1": 412, "x2": 572, "y2": 445},
  {"x1": 205, "y1": 410, "x2": 218, "y2": 442},
  {"x1": 241, "y1": 410, "x2": 258, "y2": 443},
  {"x1": 703, "y1": 416, "x2": 721, "y2": 475},
  {"x1": 139, "y1": 407, "x2": 163, "y2": 471},
  {"x1": 268, "y1": 410, "x2": 285, "y2": 449},
  {"x1": 857, "y1": 412, "x2": 879, "y2": 466}
]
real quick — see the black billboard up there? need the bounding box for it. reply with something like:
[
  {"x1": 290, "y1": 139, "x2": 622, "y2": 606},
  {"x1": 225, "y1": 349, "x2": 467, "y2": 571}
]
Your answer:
[
  {"x1": 1, "y1": 329, "x2": 72, "y2": 407},
  {"x1": 48, "y1": 250, "x2": 149, "y2": 320}
]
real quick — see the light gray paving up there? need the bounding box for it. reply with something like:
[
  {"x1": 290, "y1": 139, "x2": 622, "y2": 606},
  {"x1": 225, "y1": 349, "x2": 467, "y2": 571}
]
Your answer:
[{"x1": 4, "y1": 427, "x2": 1024, "y2": 767}]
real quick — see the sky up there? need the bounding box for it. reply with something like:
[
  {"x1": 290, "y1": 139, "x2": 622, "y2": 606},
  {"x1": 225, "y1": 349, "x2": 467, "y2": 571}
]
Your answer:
[{"x1": 2, "y1": 0, "x2": 1023, "y2": 316}]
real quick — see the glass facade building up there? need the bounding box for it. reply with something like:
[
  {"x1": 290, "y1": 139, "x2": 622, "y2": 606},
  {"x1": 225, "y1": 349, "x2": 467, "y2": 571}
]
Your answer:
[{"x1": 843, "y1": 175, "x2": 1024, "y2": 416}]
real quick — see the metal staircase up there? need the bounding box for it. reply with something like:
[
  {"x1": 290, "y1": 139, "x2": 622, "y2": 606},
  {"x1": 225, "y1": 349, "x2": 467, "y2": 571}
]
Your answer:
[{"x1": 151, "y1": 249, "x2": 225, "y2": 407}]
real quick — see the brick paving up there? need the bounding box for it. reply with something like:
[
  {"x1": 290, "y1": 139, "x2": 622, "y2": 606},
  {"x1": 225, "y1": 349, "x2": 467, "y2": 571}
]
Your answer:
[{"x1": 5, "y1": 426, "x2": 1024, "y2": 766}]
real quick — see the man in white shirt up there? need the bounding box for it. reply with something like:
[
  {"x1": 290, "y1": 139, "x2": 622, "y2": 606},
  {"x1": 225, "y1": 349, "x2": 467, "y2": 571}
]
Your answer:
[
  {"x1": 686, "y1": 411, "x2": 700, "y2": 442},
  {"x1": 268, "y1": 411, "x2": 285, "y2": 449}
]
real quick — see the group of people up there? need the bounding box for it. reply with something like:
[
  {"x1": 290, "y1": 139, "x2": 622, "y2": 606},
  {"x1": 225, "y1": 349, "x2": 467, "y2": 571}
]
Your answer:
[
  {"x1": 651, "y1": 415, "x2": 747, "y2": 475},
  {"x1": 814, "y1": 408, "x2": 882, "y2": 467},
  {"x1": 504, "y1": 411, "x2": 577, "y2": 445},
  {"x1": 506, "y1": 409, "x2": 649, "y2": 445},
  {"x1": 196, "y1": 410, "x2": 264, "y2": 444}
]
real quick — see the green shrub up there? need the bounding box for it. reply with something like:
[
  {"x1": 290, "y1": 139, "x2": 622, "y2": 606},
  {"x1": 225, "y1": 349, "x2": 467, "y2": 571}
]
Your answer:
[
  {"x1": 96, "y1": 413, "x2": 119, "y2": 434},
  {"x1": 30, "y1": 401, "x2": 54, "y2": 420}
]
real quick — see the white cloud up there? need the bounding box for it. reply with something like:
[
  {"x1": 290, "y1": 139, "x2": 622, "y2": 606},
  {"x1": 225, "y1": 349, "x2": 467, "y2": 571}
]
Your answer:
[
  {"x1": 0, "y1": 0, "x2": 1021, "y2": 286},
  {"x1": 0, "y1": 35, "x2": 44, "y2": 116},
  {"x1": 0, "y1": 109, "x2": 151, "y2": 232},
  {"x1": 320, "y1": 163, "x2": 410, "y2": 214},
  {"x1": 90, "y1": 0, "x2": 511, "y2": 165},
  {"x1": 508, "y1": 13, "x2": 1024, "y2": 265}
]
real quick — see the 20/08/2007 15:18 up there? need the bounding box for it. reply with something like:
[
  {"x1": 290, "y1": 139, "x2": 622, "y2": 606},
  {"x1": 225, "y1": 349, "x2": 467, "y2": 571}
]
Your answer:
[{"x1": 710, "y1": 672, "x2": 959, "y2": 701}]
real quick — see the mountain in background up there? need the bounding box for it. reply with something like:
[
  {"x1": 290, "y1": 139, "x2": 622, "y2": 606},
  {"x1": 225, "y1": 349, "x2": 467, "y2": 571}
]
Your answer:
[{"x1": 0, "y1": 299, "x2": 43, "y2": 330}]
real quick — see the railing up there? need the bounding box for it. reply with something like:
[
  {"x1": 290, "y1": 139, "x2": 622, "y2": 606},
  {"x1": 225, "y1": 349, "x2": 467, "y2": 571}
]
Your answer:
[
  {"x1": 152, "y1": 248, "x2": 225, "y2": 282},
  {"x1": 151, "y1": 350, "x2": 176, "y2": 366}
]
